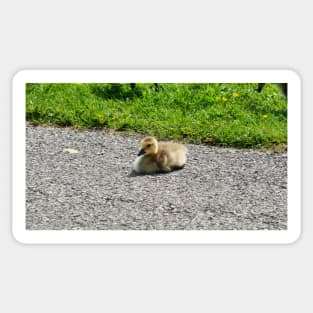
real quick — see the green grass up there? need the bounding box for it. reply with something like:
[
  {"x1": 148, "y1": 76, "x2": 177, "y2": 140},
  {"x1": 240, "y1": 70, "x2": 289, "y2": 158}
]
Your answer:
[{"x1": 26, "y1": 83, "x2": 287, "y2": 149}]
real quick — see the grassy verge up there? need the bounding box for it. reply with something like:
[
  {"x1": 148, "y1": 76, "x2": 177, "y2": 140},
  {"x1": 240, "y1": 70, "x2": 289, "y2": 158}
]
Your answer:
[{"x1": 26, "y1": 83, "x2": 287, "y2": 149}]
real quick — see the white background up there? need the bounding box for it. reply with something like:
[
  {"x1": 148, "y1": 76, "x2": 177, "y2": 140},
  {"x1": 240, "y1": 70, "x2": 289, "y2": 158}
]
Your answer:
[{"x1": 1, "y1": 0, "x2": 311, "y2": 312}]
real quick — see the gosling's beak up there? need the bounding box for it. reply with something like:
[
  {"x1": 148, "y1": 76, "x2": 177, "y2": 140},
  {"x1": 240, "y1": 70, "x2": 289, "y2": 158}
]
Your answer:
[{"x1": 138, "y1": 148, "x2": 145, "y2": 156}]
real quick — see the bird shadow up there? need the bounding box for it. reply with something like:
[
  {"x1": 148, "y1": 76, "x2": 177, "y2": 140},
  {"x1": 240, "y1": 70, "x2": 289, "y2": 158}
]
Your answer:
[{"x1": 127, "y1": 167, "x2": 184, "y2": 178}]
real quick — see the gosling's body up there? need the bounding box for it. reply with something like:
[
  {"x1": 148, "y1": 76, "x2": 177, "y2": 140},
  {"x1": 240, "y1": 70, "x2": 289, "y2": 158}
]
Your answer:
[{"x1": 132, "y1": 137, "x2": 187, "y2": 174}]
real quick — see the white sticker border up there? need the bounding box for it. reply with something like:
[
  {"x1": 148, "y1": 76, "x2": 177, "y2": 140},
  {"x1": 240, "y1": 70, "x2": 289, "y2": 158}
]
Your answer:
[{"x1": 12, "y1": 70, "x2": 301, "y2": 244}]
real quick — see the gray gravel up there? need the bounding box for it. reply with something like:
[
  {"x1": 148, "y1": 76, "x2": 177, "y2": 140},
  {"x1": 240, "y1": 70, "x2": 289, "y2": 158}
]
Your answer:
[{"x1": 26, "y1": 125, "x2": 287, "y2": 230}]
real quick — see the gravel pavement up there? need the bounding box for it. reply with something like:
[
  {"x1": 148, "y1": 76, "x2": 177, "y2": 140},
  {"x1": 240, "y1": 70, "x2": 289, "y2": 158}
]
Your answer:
[{"x1": 26, "y1": 126, "x2": 287, "y2": 230}]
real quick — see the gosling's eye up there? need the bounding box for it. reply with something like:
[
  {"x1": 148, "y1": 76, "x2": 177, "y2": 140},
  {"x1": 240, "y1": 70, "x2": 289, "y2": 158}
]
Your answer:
[{"x1": 146, "y1": 144, "x2": 151, "y2": 148}]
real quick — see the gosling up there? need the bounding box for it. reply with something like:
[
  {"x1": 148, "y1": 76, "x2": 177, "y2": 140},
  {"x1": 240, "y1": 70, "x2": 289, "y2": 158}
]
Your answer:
[{"x1": 132, "y1": 136, "x2": 187, "y2": 174}]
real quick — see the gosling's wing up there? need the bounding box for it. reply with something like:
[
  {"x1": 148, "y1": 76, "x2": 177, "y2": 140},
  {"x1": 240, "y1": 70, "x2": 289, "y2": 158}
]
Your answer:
[
  {"x1": 159, "y1": 142, "x2": 187, "y2": 153},
  {"x1": 158, "y1": 142, "x2": 187, "y2": 168}
]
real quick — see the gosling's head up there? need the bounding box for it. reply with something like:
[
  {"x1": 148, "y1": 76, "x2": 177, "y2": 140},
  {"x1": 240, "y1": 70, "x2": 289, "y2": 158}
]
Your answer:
[{"x1": 138, "y1": 136, "x2": 158, "y2": 156}]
